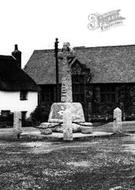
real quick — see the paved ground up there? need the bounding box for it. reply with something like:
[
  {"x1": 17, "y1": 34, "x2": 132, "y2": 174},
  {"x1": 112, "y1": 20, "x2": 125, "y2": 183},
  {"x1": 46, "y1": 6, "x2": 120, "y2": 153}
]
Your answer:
[
  {"x1": 0, "y1": 121, "x2": 135, "y2": 189},
  {"x1": 0, "y1": 132, "x2": 135, "y2": 189}
]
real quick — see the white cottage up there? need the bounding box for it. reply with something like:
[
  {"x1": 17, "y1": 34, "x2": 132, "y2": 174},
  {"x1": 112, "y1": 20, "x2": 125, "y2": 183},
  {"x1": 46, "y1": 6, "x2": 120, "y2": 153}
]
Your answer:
[{"x1": 0, "y1": 45, "x2": 38, "y2": 119}]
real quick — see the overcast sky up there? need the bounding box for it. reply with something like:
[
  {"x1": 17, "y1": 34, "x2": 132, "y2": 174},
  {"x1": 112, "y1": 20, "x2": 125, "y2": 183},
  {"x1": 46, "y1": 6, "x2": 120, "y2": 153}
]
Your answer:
[{"x1": 0, "y1": 0, "x2": 134, "y2": 67}]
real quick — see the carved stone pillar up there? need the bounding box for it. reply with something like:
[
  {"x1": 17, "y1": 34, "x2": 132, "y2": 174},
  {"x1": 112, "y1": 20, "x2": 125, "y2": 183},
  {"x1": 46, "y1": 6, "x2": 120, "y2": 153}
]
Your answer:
[{"x1": 60, "y1": 43, "x2": 73, "y2": 103}]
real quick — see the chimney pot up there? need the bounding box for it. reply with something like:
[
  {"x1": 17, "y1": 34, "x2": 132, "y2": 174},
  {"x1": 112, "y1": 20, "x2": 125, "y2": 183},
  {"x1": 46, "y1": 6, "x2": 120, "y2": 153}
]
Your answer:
[
  {"x1": 12, "y1": 44, "x2": 22, "y2": 68},
  {"x1": 15, "y1": 44, "x2": 18, "y2": 51}
]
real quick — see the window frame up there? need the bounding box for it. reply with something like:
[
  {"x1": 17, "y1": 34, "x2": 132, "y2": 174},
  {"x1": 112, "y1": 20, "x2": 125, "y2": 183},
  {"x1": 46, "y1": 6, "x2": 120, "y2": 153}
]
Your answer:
[{"x1": 20, "y1": 90, "x2": 28, "y2": 101}]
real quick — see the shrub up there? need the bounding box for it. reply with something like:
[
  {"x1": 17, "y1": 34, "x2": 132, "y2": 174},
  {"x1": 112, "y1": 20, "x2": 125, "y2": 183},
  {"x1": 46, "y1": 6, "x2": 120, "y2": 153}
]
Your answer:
[
  {"x1": 30, "y1": 106, "x2": 49, "y2": 126},
  {"x1": 22, "y1": 118, "x2": 33, "y2": 127},
  {"x1": 0, "y1": 113, "x2": 13, "y2": 128}
]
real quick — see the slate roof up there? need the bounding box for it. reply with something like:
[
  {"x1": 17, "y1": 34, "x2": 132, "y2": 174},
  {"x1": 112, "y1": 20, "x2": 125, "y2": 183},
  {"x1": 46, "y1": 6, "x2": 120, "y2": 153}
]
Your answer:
[
  {"x1": 24, "y1": 44, "x2": 135, "y2": 84},
  {"x1": 0, "y1": 55, "x2": 38, "y2": 91}
]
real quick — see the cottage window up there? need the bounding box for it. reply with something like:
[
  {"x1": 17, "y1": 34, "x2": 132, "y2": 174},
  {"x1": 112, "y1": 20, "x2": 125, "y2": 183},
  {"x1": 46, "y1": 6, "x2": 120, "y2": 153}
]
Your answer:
[
  {"x1": 20, "y1": 91, "x2": 28, "y2": 100},
  {"x1": 1, "y1": 110, "x2": 10, "y2": 117}
]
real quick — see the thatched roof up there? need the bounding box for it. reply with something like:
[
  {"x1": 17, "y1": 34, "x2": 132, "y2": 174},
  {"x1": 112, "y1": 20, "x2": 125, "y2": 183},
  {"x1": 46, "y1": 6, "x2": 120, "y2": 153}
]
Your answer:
[
  {"x1": 0, "y1": 55, "x2": 37, "y2": 91},
  {"x1": 24, "y1": 44, "x2": 135, "y2": 84}
]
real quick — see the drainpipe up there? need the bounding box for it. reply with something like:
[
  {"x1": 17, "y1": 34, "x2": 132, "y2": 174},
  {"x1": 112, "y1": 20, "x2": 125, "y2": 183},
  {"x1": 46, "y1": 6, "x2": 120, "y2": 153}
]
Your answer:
[{"x1": 55, "y1": 38, "x2": 59, "y2": 102}]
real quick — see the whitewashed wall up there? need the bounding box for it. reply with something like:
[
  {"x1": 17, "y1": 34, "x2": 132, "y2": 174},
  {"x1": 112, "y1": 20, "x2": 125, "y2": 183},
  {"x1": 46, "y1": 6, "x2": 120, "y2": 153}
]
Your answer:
[{"x1": 0, "y1": 91, "x2": 38, "y2": 118}]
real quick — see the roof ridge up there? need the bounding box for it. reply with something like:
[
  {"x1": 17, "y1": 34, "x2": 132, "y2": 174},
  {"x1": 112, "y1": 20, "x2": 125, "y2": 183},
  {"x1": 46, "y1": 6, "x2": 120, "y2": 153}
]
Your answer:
[
  {"x1": 0, "y1": 55, "x2": 12, "y2": 57},
  {"x1": 34, "y1": 49, "x2": 55, "y2": 53},
  {"x1": 0, "y1": 55, "x2": 14, "y2": 60},
  {"x1": 33, "y1": 44, "x2": 135, "y2": 53},
  {"x1": 73, "y1": 44, "x2": 135, "y2": 50}
]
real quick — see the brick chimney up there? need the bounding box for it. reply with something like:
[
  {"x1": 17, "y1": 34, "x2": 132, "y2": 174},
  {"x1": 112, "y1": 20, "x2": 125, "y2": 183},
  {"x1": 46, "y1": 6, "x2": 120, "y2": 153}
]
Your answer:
[{"x1": 12, "y1": 44, "x2": 22, "y2": 68}]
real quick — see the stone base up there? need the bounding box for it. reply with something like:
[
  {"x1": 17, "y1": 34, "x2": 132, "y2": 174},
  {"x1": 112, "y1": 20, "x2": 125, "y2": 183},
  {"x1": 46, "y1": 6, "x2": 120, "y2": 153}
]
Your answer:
[
  {"x1": 48, "y1": 102, "x2": 85, "y2": 123},
  {"x1": 38, "y1": 122, "x2": 93, "y2": 133},
  {"x1": 38, "y1": 102, "x2": 93, "y2": 136},
  {"x1": 40, "y1": 128, "x2": 52, "y2": 135},
  {"x1": 63, "y1": 130, "x2": 73, "y2": 141},
  {"x1": 81, "y1": 126, "x2": 93, "y2": 134},
  {"x1": 39, "y1": 122, "x2": 59, "y2": 129},
  {"x1": 38, "y1": 122, "x2": 81, "y2": 133}
]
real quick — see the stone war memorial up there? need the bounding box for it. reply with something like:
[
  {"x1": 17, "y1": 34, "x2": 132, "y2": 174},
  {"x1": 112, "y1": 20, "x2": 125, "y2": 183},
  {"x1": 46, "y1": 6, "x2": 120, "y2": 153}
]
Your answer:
[{"x1": 38, "y1": 42, "x2": 93, "y2": 141}]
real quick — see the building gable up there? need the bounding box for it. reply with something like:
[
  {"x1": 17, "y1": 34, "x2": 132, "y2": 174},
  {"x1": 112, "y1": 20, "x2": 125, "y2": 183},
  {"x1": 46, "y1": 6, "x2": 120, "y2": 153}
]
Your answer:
[
  {"x1": 0, "y1": 55, "x2": 38, "y2": 91},
  {"x1": 24, "y1": 44, "x2": 135, "y2": 84}
]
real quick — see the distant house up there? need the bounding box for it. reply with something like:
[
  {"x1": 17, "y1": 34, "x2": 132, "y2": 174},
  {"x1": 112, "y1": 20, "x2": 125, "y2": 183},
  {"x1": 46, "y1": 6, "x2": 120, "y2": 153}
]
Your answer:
[
  {"x1": 0, "y1": 45, "x2": 38, "y2": 119},
  {"x1": 24, "y1": 44, "x2": 135, "y2": 121}
]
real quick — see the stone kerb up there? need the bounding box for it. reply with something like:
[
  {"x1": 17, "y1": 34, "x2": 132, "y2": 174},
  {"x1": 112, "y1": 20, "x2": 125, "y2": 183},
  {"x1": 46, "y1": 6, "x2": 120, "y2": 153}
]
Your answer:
[
  {"x1": 113, "y1": 107, "x2": 122, "y2": 133},
  {"x1": 13, "y1": 111, "x2": 22, "y2": 138},
  {"x1": 13, "y1": 111, "x2": 22, "y2": 131}
]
